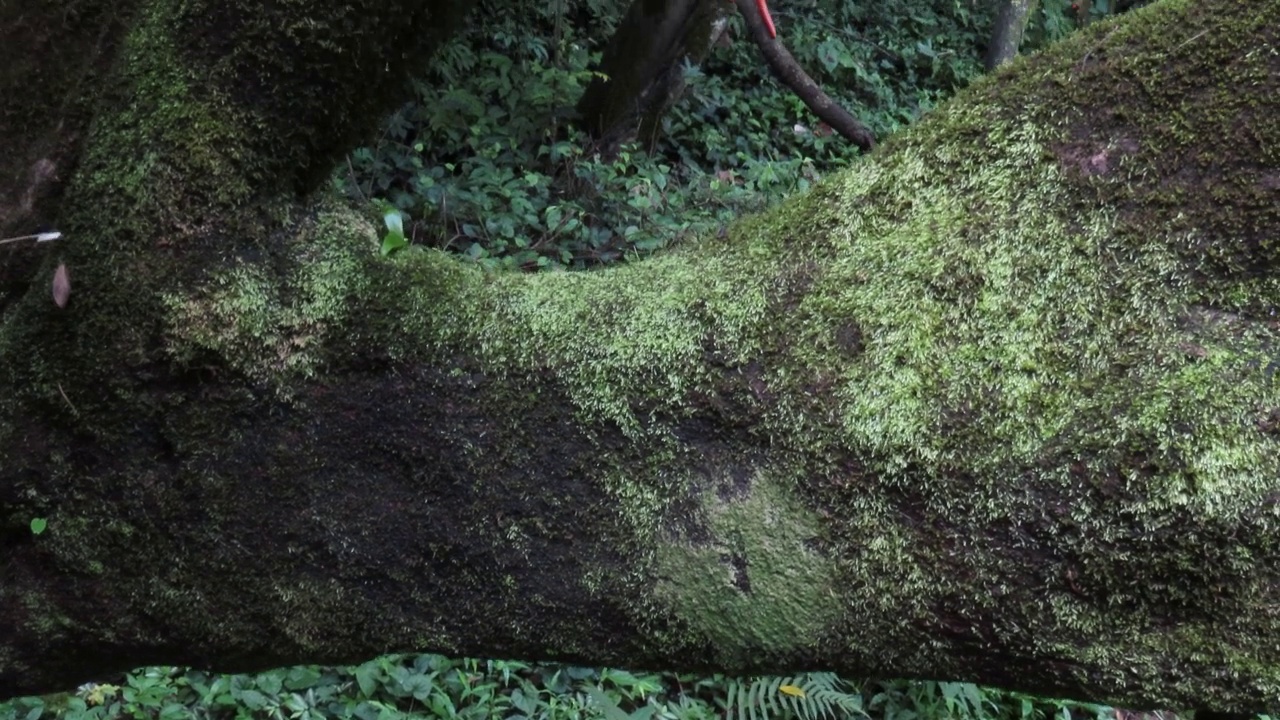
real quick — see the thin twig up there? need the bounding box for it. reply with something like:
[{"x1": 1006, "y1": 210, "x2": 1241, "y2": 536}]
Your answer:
[
  {"x1": 0, "y1": 231, "x2": 61, "y2": 246},
  {"x1": 1176, "y1": 29, "x2": 1208, "y2": 50},
  {"x1": 57, "y1": 382, "x2": 79, "y2": 416},
  {"x1": 345, "y1": 156, "x2": 368, "y2": 203}
]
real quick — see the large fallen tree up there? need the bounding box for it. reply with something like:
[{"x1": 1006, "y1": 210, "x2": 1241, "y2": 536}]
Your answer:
[{"x1": 1, "y1": 0, "x2": 1278, "y2": 712}]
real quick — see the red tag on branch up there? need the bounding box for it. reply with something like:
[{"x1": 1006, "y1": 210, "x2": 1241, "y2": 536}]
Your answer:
[
  {"x1": 727, "y1": 0, "x2": 777, "y2": 39},
  {"x1": 757, "y1": 0, "x2": 776, "y2": 38}
]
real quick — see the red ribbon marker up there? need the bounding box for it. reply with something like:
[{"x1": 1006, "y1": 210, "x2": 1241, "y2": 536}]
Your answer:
[
  {"x1": 729, "y1": 0, "x2": 777, "y2": 39},
  {"x1": 757, "y1": 0, "x2": 776, "y2": 38}
]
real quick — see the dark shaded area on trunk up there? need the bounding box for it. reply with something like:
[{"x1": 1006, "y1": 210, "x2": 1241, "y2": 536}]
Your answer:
[{"x1": 984, "y1": 0, "x2": 1036, "y2": 70}]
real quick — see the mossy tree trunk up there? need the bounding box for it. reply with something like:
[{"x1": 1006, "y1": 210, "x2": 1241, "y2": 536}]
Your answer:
[{"x1": 1, "y1": 0, "x2": 1278, "y2": 714}]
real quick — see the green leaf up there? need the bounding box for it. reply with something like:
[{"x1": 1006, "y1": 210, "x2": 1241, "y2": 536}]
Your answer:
[
  {"x1": 235, "y1": 690, "x2": 268, "y2": 710},
  {"x1": 284, "y1": 666, "x2": 322, "y2": 690},
  {"x1": 30, "y1": 517, "x2": 47, "y2": 535},
  {"x1": 382, "y1": 210, "x2": 404, "y2": 237},
  {"x1": 585, "y1": 687, "x2": 631, "y2": 720},
  {"x1": 355, "y1": 663, "x2": 379, "y2": 698},
  {"x1": 380, "y1": 231, "x2": 408, "y2": 256},
  {"x1": 256, "y1": 671, "x2": 283, "y2": 696}
]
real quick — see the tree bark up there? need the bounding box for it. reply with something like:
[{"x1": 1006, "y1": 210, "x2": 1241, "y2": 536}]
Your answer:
[
  {"x1": 732, "y1": 0, "x2": 875, "y2": 151},
  {"x1": 574, "y1": 0, "x2": 725, "y2": 156},
  {"x1": 984, "y1": 0, "x2": 1036, "y2": 70},
  {"x1": 2, "y1": 0, "x2": 1279, "y2": 713}
]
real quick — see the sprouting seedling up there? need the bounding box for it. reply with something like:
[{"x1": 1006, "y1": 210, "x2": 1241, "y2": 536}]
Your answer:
[
  {"x1": 373, "y1": 201, "x2": 408, "y2": 256},
  {"x1": 0, "y1": 230, "x2": 61, "y2": 246}
]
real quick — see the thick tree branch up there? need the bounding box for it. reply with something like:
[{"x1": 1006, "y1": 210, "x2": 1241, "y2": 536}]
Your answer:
[
  {"x1": 0, "y1": 0, "x2": 1278, "y2": 713},
  {"x1": 733, "y1": 0, "x2": 875, "y2": 151},
  {"x1": 575, "y1": 0, "x2": 724, "y2": 155}
]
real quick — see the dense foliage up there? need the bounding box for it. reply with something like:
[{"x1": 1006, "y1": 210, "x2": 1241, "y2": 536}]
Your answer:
[
  {"x1": 0, "y1": 654, "x2": 1122, "y2": 720},
  {"x1": 337, "y1": 0, "x2": 1148, "y2": 270},
  {"x1": 336, "y1": 0, "x2": 985, "y2": 269}
]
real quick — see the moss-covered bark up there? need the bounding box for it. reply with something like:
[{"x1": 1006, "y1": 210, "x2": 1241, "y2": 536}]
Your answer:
[{"x1": 0, "y1": 0, "x2": 1277, "y2": 712}]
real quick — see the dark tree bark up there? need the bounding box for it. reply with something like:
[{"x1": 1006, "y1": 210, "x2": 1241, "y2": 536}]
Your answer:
[
  {"x1": 984, "y1": 0, "x2": 1036, "y2": 70},
  {"x1": 575, "y1": 0, "x2": 726, "y2": 156},
  {"x1": 2, "y1": 0, "x2": 1279, "y2": 714},
  {"x1": 732, "y1": 0, "x2": 874, "y2": 151}
]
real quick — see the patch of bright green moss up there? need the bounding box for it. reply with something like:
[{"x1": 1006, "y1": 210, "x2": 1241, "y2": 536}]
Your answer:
[{"x1": 652, "y1": 471, "x2": 843, "y2": 668}]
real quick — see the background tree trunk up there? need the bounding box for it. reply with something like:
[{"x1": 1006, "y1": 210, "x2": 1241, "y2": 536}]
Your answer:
[
  {"x1": 1, "y1": 0, "x2": 1278, "y2": 713},
  {"x1": 984, "y1": 0, "x2": 1036, "y2": 70},
  {"x1": 574, "y1": 0, "x2": 724, "y2": 156}
]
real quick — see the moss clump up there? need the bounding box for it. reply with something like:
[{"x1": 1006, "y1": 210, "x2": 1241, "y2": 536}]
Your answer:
[{"x1": 652, "y1": 470, "x2": 844, "y2": 669}]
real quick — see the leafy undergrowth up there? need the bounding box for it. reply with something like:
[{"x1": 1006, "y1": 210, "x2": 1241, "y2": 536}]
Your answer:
[
  {"x1": 336, "y1": 0, "x2": 996, "y2": 271},
  {"x1": 338, "y1": 0, "x2": 1157, "y2": 271},
  {"x1": 0, "y1": 654, "x2": 1139, "y2": 720}
]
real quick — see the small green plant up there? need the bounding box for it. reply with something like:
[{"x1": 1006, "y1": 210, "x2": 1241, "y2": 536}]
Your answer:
[
  {"x1": 586, "y1": 686, "x2": 657, "y2": 720},
  {"x1": 722, "y1": 673, "x2": 867, "y2": 720},
  {"x1": 376, "y1": 201, "x2": 410, "y2": 257},
  {"x1": 29, "y1": 517, "x2": 47, "y2": 535}
]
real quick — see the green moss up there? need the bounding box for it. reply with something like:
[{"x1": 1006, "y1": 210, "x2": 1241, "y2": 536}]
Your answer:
[
  {"x1": 161, "y1": 204, "x2": 380, "y2": 386},
  {"x1": 652, "y1": 472, "x2": 843, "y2": 667},
  {"x1": 136, "y1": 0, "x2": 1280, "y2": 687},
  {"x1": 467, "y1": 248, "x2": 772, "y2": 437}
]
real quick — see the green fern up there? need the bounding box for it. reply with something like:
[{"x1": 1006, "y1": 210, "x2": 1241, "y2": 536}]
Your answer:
[{"x1": 722, "y1": 673, "x2": 868, "y2": 720}]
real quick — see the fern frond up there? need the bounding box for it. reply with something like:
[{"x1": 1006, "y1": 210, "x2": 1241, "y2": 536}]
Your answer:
[{"x1": 722, "y1": 672, "x2": 867, "y2": 720}]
